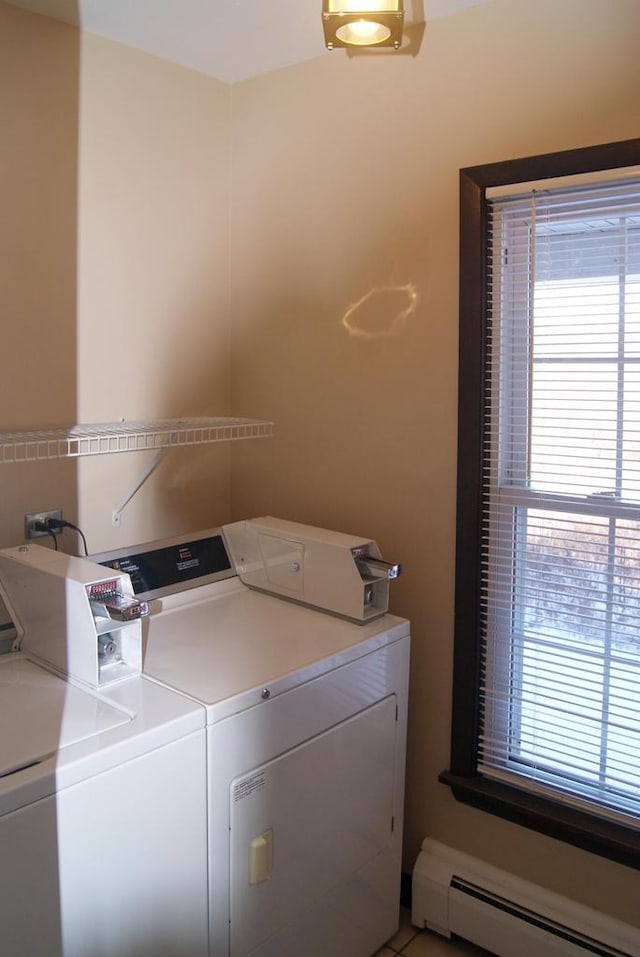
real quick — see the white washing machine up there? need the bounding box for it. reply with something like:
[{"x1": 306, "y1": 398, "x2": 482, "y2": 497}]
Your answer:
[
  {"x1": 93, "y1": 517, "x2": 410, "y2": 957},
  {"x1": 0, "y1": 547, "x2": 209, "y2": 957}
]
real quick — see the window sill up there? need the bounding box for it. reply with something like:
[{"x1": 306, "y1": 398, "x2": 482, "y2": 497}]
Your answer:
[{"x1": 439, "y1": 770, "x2": 640, "y2": 870}]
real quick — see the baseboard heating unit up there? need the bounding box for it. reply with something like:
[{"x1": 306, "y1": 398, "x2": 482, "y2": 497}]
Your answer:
[{"x1": 412, "y1": 839, "x2": 640, "y2": 957}]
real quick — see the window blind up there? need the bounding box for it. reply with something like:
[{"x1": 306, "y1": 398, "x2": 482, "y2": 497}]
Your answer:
[{"x1": 479, "y1": 175, "x2": 640, "y2": 826}]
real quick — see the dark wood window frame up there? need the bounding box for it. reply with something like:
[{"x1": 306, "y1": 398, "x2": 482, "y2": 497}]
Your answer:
[{"x1": 440, "y1": 137, "x2": 640, "y2": 870}]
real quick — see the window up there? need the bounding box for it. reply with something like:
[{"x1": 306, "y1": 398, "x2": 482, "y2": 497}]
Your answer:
[{"x1": 442, "y1": 139, "x2": 640, "y2": 868}]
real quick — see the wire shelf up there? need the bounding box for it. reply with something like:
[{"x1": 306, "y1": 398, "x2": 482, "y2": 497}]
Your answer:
[{"x1": 0, "y1": 418, "x2": 274, "y2": 464}]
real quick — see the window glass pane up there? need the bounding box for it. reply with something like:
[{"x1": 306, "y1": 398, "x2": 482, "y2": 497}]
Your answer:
[
  {"x1": 536, "y1": 224, "x2": 640, "y2": 282},
  {"x1": 622, "y1": 363, "x2": 640, "y2": 499},
  {"x1": 626, "y1": 274, "x2": 640, "y2": 357},
  {"x1": 530, "y1": 364, "x2": 620, "y2": 496},
  {"x1": 515, "y1": 634, "x2": 640, "y2": 805},
  {"x1": 511, "y1": 508, "x2": 640, "y2": 809},
  {"x1": 517, "y1": 636, "x2": 610, "y2": 778},
  {"x1": 533, "y1": 277, "x2": 621, "y2": 358},
  {"x1": 517, "y1": 509, "x2": 640, "y2": 648},
  {"x1": 612, "y1": 518, "x2": 640, "y2": 649}
]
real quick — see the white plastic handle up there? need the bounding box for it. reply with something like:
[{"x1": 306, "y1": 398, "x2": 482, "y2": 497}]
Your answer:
[{"x1": 248, "y1": 828, "x2": 273, "y2": 885}]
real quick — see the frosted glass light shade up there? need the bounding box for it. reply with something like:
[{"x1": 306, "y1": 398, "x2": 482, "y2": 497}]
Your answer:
[{"x1": 322, "y1": 0, "x2": 404, "y2": 49}]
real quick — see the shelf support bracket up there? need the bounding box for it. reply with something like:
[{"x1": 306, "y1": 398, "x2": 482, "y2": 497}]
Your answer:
[{"x1": 112, "y1": 448, "x2": 169, "y2": 527}]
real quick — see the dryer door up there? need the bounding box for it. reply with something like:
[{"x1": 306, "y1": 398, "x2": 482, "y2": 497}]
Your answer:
[{"x1": 228, "y1": 694, "x2": 398, "y2": 957}]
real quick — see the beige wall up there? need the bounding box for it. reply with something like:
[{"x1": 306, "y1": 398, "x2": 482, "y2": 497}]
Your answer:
[
  {"x1": 76, "y1": 33, "x2": 233, "y2": 549},
  {"x1": 229, "y1": 0, "x2": 640, "y2": 925},
  {"x1": 0, "y1": 3, "x2": 79, "y2": 544},
  {"x1": 1, "y1": 5, "x2": 233, "y2": 551}
]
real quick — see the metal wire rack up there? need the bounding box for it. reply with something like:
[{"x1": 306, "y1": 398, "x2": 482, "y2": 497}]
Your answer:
[{"x1": 0, "y1": 418, "x2": 274, "y2": 464}]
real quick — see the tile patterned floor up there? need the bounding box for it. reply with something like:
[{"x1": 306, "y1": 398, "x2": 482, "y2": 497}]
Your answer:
[{"x1": 375, "y1": 908, "x2": 494, "y2": 957}]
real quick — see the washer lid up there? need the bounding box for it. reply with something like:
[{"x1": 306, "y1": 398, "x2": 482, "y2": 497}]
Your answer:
[{"x1": 0, "y1": 656, "x2": 131, "y2": 779}]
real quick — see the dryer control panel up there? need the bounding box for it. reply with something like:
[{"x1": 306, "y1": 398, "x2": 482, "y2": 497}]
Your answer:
[
  {"x1": 92, "y1": 530, "x2": 234, "y2": 601},
  {"x1": 92, "y1": 518, "x2": 402, "y2": 624}
]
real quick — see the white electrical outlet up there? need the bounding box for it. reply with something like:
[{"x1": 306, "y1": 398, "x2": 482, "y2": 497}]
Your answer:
[{"x1": 24, "y1": 509, "x2": 63, "y2": 539}]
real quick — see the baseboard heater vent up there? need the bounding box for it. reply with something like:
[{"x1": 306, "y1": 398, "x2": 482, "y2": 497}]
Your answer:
[{"x1": 412, "y1": 838, "x2": 640, "y2": 957}]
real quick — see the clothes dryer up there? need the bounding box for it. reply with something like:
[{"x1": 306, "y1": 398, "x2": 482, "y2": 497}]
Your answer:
[{"x1": 94, "y1": 520, "x2": 410, "y2": 957}]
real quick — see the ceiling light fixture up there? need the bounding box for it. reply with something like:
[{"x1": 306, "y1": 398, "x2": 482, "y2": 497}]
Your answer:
[{"x1": 322, "y1": 0, "x2": 404, "y2": 50}]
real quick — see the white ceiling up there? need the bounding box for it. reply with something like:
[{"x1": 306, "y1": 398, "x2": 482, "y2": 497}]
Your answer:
[{"x1": 8, "y1": 0, "x2": 493, "y2": 84}]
